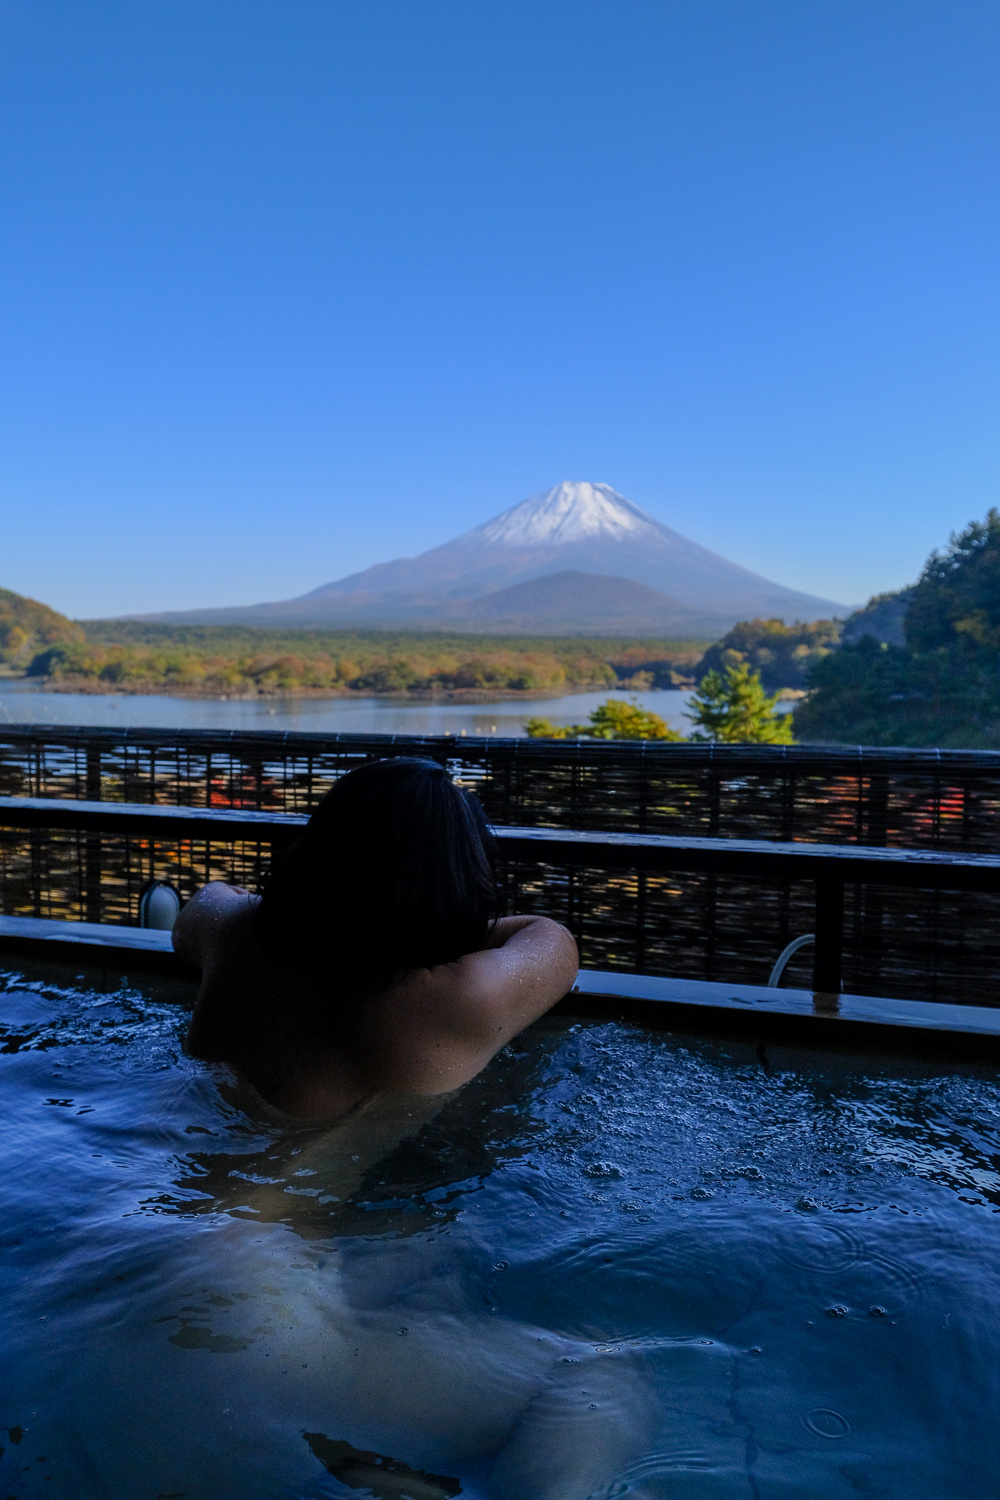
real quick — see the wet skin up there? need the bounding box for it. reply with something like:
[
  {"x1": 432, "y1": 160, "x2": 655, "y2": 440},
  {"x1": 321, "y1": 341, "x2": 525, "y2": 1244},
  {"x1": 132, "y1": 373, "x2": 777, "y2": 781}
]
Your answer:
[{"x1": 173, "y1": 882, "x2": 579, "y2": 1119}]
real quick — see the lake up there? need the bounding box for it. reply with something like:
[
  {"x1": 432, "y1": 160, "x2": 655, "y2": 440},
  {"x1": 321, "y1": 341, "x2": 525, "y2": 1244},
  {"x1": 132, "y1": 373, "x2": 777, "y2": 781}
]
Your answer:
[{"x1": 0, "y1": 680, "x2": 700, "y2": 737}]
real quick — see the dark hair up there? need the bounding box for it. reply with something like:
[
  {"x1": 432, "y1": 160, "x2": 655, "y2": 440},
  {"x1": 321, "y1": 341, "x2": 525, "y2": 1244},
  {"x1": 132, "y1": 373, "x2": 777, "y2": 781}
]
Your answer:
[{"x1": 253, "y1": 757, "x2": 498, "y2": 1002}]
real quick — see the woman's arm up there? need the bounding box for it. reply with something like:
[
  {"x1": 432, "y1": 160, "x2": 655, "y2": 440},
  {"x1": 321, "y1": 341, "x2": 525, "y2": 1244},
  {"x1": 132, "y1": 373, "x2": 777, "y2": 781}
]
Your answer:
[{"x1": 370, "y1": 916, "x2": 579, "y2": 1094}]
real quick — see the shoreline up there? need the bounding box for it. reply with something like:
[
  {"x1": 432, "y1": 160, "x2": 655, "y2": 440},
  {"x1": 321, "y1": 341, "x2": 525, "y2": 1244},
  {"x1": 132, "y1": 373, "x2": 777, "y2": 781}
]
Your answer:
[{"x1": 2, "y1": 674, "x2": 667, "y2": 704}]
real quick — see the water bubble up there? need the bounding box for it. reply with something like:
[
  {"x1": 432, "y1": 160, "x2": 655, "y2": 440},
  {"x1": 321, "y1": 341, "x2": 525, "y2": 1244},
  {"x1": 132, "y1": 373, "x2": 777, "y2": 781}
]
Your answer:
[
  {"x1": 825, "y1": 1305, "x2": 849, "y2": 1318},
  {"x1": 804, "y1": 1408, "x2": 851, "y2": 1439},
  {"x1": 691, "y1": 1187, "x2": 713, "y2": 1200},
  {"x1": 492, "y1": 1261, "x2": 509, "y2": 1271},
  {"x1": 869, "y1": 1305, "x2": 886, "y2": 1317},
  {"x1": 584, "y1": 1162, "x2": 624, "y2": 1179},
  {"x1": 397, "y1": 1327, "x2": 408, "y2": 1336},
  {"x1": 797, "y1": 1196, "x2": 819, "y2": 1211}
]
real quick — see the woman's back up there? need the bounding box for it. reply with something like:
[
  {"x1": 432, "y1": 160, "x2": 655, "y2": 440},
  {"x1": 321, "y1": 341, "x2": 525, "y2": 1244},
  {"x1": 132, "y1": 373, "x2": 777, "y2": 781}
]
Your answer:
[{"x1": 175, "y1": 758, "x2": 578, "y2": 1117}]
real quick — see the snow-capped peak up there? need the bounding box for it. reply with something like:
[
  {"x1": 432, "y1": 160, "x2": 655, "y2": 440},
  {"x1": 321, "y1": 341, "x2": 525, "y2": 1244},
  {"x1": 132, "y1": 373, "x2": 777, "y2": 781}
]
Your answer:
[{"x1": 477, "y1": 482, "x2": 660, "y2": 548}]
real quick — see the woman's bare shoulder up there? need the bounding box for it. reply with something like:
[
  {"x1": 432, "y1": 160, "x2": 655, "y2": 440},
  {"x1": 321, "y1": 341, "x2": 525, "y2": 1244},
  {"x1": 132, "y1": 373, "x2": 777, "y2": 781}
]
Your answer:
[{"x1": 172, "y1": 882, "x2": 257, "y2": 968}]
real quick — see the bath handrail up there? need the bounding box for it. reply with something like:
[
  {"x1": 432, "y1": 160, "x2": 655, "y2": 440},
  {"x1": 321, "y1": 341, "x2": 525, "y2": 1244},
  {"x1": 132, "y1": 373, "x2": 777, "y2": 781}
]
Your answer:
[
  {"x1": 3, "y1": 795, "x2": 1000, "y2": 996},
  {"x1": 767, "y1": 933, "x2": 815, "y2": 988}
]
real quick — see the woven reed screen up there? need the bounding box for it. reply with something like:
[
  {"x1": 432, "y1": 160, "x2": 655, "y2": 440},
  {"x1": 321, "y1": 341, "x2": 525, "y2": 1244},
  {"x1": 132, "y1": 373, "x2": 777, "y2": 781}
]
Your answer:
[{"x1": 1, "y1": 726, "x2": 999, "y2": 1004}]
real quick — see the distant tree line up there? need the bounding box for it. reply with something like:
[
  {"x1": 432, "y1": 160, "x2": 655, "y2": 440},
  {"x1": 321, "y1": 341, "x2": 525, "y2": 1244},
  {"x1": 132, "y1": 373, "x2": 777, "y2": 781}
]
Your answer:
[{"x1": 24, "y1": 621, "x2": 709, "y2": 698}]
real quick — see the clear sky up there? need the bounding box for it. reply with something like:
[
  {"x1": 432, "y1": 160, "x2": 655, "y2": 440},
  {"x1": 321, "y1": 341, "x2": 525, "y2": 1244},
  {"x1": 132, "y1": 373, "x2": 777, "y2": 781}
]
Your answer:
[{"x1": 1, "y1": 0, "x2": 998, "y2": 619}]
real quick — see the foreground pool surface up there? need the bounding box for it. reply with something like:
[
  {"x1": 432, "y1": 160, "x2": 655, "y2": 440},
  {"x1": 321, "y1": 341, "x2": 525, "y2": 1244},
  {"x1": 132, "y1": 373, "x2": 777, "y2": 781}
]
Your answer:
[{"x1": 0, "y1": 965, "x2": 997, "y2": 1499}]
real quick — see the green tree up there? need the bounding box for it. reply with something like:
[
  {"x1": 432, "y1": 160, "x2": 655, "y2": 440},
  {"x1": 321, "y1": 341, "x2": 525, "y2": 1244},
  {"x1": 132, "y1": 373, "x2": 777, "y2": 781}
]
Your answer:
[
  {"x1": 686, "y1": 663, "x2": 794, "y2": 743},
  {"x1": 904, "y1": 508, "x2": 1000, "y2": 654},
  {"x1": 525, "y1": 698, "x2": 683, "y2": 740},
  {"x1": 694, "y1": 617, "x2": 841, "y2": 690}
]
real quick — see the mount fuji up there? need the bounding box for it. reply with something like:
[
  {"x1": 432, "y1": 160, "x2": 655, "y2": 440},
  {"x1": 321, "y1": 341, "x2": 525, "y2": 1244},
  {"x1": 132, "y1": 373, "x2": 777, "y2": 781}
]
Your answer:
[{"x1": 143, "y1": 482, "x2": 846, "y2": 635}]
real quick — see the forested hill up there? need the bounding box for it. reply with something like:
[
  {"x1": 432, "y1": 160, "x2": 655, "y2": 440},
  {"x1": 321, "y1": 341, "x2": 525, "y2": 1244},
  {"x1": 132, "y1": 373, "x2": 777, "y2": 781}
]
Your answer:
[
  {"x1": 795, "y1": 510, "x2": 1000, "y2": 747},
  {"x1": 0, "y1": 587, "x2": 84, "y2": 665}
]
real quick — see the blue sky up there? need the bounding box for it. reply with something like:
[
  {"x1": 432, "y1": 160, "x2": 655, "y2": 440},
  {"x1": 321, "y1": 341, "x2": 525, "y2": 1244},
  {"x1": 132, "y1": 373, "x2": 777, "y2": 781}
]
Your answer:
[{"x1": 1, "y1": 0, "x2": 998, "y2": 619}]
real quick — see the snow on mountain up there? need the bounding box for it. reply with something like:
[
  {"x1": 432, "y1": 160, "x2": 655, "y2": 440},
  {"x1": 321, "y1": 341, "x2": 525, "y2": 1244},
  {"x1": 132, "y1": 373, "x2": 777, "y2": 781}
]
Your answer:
[
  {"x1": 137, "y1": 481, "x2": 848, "y2": 632},
  {"x1": 478, "y1": 482, "x2": 657, "y2": 547}
]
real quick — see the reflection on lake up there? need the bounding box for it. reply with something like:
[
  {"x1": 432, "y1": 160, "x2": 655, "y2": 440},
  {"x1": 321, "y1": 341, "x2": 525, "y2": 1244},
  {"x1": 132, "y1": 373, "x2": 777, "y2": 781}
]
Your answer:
[{"x1": 0, "y1": 680, "x2": 697, "y2": 737}]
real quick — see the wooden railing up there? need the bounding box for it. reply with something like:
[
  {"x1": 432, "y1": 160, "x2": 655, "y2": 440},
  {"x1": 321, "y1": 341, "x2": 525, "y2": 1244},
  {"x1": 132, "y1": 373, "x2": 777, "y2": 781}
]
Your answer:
[{"x1": 3, "y1": 795, "x2": 1000, "y2": 997}]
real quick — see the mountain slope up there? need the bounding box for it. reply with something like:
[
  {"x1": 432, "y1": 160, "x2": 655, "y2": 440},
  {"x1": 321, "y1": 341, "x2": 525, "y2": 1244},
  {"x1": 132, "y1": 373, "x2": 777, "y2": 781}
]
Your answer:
[
  {"x1": 0, "y1": 586, "x2": 84, "y2": 664},
  {"x1": 138, "y1": 481, "x2": 847, "y2": 631},
  {"x1": 443, "y1": 571, "x2": 726, "y2": 635}
]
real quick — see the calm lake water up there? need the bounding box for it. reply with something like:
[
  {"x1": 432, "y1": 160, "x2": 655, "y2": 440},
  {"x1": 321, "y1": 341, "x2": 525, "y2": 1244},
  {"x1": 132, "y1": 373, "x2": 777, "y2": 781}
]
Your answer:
[{"x1": 0, "y1": 680, "x2": 699, "y2": 737}]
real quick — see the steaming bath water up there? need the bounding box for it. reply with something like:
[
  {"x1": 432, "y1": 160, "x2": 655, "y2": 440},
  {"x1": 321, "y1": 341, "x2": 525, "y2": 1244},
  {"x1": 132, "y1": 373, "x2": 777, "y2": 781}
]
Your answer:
[{"x1": 0, "y1": 963, "x2": 997, "y2": 1499}]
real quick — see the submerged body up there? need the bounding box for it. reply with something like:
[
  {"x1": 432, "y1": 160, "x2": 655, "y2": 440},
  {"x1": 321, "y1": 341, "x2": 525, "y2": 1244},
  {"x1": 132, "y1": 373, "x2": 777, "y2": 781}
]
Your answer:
[{"x1": 175, "y1": 883, "x2": 578, "y2": 1118}]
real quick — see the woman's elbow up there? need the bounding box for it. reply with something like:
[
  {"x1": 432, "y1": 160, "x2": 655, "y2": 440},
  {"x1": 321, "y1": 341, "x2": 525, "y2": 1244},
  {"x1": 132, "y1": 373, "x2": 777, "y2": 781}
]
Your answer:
[{"x1": 542, "y1": 918, "x2": 580, "y2": 991}]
